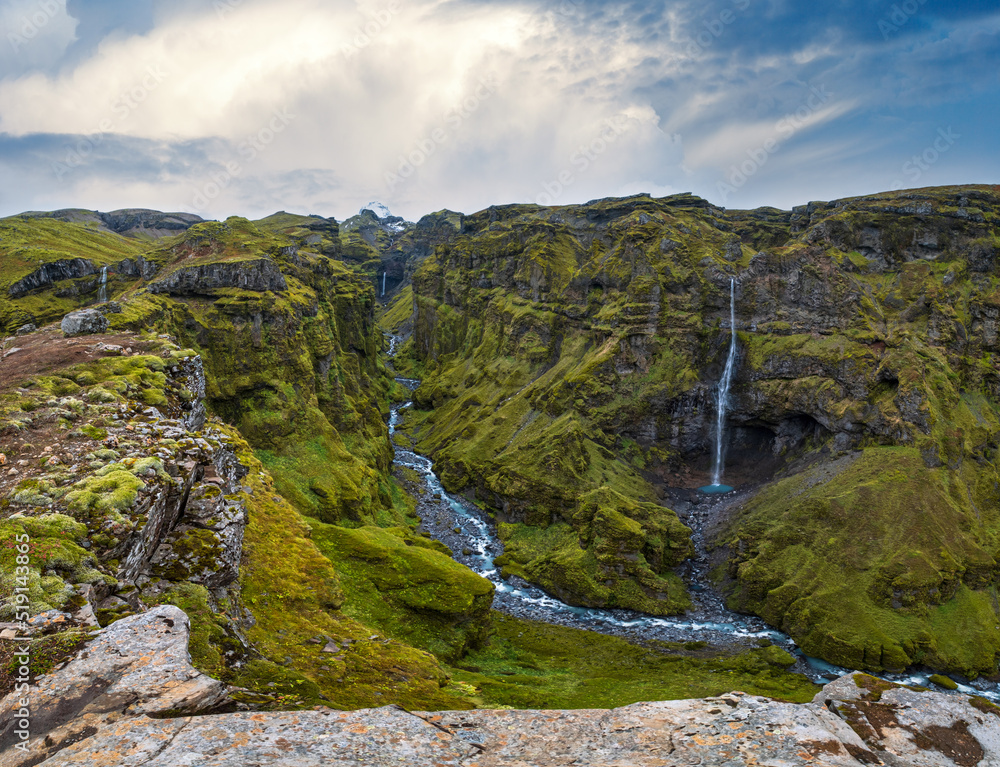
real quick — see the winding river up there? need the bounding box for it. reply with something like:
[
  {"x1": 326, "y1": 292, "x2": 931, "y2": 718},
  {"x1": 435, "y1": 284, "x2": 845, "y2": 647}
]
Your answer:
[{"x1": 385, "y1": 335, "x2": 1000, "y2": 701}]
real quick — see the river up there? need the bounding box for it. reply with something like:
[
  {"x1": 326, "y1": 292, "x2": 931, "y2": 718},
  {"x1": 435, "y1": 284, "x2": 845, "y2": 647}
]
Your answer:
[{"x1": 385, "y1": 335, "x2": 1000, "y2": 700}]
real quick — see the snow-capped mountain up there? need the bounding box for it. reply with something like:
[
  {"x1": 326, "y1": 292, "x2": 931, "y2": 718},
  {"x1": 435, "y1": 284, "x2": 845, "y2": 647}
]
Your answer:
[
  {"x1": 361, "y1": 201, "x2": 393, "y2": 220},
  {"x1": 360, "y1": 201, "x2": 408, "y2": 233}
]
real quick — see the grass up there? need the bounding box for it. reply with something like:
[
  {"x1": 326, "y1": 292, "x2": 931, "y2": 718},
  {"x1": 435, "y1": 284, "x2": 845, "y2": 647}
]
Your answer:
[
  {"x1": 722, "y1": 447, "x2": 1000, "y2": 676},
  {"x1": 447, "y1": 612, "x2": 820, "y2": 709}
]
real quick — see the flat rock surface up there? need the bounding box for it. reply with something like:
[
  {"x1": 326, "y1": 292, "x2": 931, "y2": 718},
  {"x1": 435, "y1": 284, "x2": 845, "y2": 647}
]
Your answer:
[
  {"x1": 5, "y1": 606, "x2": 1000, "y2": 766},
  {"x1": 0, "y1": 605, "x2": 229, "y2": 767}
]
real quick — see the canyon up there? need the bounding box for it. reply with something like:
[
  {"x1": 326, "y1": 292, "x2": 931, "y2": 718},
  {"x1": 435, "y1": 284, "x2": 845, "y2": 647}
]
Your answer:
[{"x1": 1, "y1": 185, "x2": 999, "y2": 763}]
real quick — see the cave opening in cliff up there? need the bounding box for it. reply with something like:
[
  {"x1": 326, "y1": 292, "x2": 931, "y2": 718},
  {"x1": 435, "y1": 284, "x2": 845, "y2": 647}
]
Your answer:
[{"x1": 688, "y1": 414, "x2": 831, "y2": 491}]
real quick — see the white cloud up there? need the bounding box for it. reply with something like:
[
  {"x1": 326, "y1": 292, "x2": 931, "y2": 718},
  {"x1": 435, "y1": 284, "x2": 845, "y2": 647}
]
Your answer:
[
  {"x1": 0, "y1": 0, "x2": 697, "y2": 219},
  {"x1": 0, "y1": 0, "x2": 994, "y2": 219},
  {"x1": 0, "y1": 0, "x2": 77, "y2": 74}
]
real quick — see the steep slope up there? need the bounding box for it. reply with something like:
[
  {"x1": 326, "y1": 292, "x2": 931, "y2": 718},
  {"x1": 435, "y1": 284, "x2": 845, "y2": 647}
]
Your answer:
[
  {"x1": 397, "y1": 185, "x2": 1000, "y2": 676},
  {"x1": 0, "y1": 330, "x2": 482, "y2": 710},
  {"x1": 109, "y1": 217, "x2": 406, "y2": 526}
]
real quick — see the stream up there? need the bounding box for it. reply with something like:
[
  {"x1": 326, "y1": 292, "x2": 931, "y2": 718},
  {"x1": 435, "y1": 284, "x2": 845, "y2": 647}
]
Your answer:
[{"x1": 384, "y1": 335, "x2": 1000, "y2": 700}]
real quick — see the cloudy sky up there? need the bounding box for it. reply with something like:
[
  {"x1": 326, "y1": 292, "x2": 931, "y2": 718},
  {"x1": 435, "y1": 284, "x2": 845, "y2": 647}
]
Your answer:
[{"x1": 0, "y1": 0, "x2": 997, "y2": 222}]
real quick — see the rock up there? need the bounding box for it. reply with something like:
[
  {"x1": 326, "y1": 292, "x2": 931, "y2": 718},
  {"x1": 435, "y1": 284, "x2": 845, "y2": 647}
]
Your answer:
[
  {"x1": 26, "y1": 610, "x2": 72, "y2": 632},
  {"x1": 147, "y1": 483, "x2": 247, "y2": 589},
  {"x1": 8, "y1": 672, "x2": 1000, "y2": 766},
  {"x1": 99, "y1": 209, "x2": 202, "y2": 239},
  {"x1": 60, "y1": 309, "x2": 109, "y2": 337},
  {"x1": 9, "y1": 258, "x2": 96, "y2": 298},
  {"x1": 2, "y1": 347, "x2": 21, "y2": 358},
  {"x1": 321, "y1": 641, "x2": 341, "y2": 653},
  {"x1": 147, "y1": 258, "x2": 287, "y2": 295},
  {"x1": 930, "y1": 674, "x2": 960, "y2": 690},
  {"x1": 14, "y1": 323, "x2": 36, "y2": 335},
  {"x1": 0, "y1": 605, "x2": 229, "y2": 767}
]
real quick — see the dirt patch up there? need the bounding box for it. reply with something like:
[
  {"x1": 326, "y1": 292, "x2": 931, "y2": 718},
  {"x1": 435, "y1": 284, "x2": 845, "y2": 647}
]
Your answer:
[{"x1": 0, "y1": 328, "x2": 153, "y2": 395}]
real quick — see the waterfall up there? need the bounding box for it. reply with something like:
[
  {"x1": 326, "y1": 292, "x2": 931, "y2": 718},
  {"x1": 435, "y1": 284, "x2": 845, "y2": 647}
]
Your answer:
[
  {"x1": 97, "y1": 266, "x2": 108, "y2": 304},
  {"x1": 382, "y1": 272, "x2": 386, "y2": 297},
  {"x1": 703, "y1": 278, "x2": 738, "y2": 493}
]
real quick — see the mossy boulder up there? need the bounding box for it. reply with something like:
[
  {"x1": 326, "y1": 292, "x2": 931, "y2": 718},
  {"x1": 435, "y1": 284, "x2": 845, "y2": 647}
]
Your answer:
[{"x1": 309, "y1": 522, "x2": 494, "y2": 661}]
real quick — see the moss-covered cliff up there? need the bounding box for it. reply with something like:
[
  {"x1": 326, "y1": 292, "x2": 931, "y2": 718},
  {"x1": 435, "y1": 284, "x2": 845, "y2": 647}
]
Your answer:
[
  {"x1": 397, "y1": 185, "x2": 1000, "y2": 676},
  {"x1": 0, "y1": 210, "x2": 492, "y2": 707}
]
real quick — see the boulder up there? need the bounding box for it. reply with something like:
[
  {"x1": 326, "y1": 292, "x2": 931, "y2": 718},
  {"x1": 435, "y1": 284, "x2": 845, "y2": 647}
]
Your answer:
[
  {"x1": 60, "y1": 309, "x2": 108, "y2": 337},
  {"x1": 0, "y1": 605, "x2": 229, "y2": 767}
]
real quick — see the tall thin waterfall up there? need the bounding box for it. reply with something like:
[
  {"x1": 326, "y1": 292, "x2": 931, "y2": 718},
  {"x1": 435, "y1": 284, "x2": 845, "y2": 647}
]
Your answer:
[
  {"x1": 97, "y1": 266, "x2": 108, "y2": 304},
  {"x1": 382, "y1": 272, "x2": 386, "y2": 297},
  {"x1": 704, "y1": 278, "x2": 738, "y2": 492}
]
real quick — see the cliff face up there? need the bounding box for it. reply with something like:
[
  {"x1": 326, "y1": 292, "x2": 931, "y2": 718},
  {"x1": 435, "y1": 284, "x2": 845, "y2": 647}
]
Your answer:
[{"x1": 399, "y1": 185, "x2": 1000, "y2": 675}]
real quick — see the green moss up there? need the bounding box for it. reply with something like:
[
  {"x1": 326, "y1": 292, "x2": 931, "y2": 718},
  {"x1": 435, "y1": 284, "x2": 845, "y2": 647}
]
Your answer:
[
  {"x1": 64, "y1": 468, "x2": 145, "y2": 518},
  {"x1": 495, "y1": 487, "x2": 692, "y2": 615},
  {"x1": 77, "y1": 423, "x2": 108, "y2": 441},
  {"x1": 446, "y1": 613, "x2": 819, "y2": 709},
  {"x1": 221, "y1": 427, "x2": 475, "y2": 711},
  {"x1": 722, "y1": 447, "x2": 1000, "y2": 676},
  {"x1": 0, "y1": 514, "x2": 104, "y2": 620},
  {"x1": 929, "y1": 673, "x2": 959, "y2": 690},
  {"x1": 309, "y1": 521, "x2": 494, "y2": 661}
]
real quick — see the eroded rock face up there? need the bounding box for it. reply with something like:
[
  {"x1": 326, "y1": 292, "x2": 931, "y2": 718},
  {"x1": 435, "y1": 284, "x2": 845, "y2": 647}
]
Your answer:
[
  {"x1": 0, "y1": 605, "x2": 229, "y2": 767},
  {"x1": 98, "y1": 209, "x2": 202, "y2": 239},
  {"x1": 115, "y1": 255, "x2": 160, "y2": 281},
  {"x1": 9, "y1": 259, "x2": 97, "y2": 298},
  {"x1": 60, "y1": 308, "x2": 109, "y2": 337},
  {"x1": 147, "y1": 258, "x2": 288, "y2": 295}
]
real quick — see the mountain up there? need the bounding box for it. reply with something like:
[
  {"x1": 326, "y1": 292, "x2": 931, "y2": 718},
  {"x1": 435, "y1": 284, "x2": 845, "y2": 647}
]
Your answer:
[
  {"x1": 385, "y1": 185, "x2": 1000, "y2": 677},
  {"x1": 2, "y1": 185, "x2": 1000, "y2": 763}
]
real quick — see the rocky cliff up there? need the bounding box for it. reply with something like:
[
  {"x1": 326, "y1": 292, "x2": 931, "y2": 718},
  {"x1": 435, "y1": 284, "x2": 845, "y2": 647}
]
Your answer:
[
  {"x1": 0, "y1": 327, "x2": 493, "y2": 711},
  {"x1": 392, "y1": 185, "x2": 1000, "y2": 677}
]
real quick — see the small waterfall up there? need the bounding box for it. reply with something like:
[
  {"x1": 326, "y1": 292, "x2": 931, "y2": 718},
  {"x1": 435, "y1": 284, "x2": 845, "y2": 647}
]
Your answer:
[
  {"x1": 97, "y1": 266, "x2": 108, "y2": 304},
  {"x1": 703, "y1": 278, "x2": 738, "y2": 493},
  {"x1": 382, "y1": 272, "x2": 386, "y2": 297}
]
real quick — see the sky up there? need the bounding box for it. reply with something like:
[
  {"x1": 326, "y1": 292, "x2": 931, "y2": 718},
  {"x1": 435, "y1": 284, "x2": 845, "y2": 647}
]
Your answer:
[{"x1": 0, "y1": 0, "x2": 997, "y2": 222}]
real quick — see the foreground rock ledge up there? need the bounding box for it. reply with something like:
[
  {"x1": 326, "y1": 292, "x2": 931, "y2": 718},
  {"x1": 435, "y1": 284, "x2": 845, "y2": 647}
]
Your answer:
[{"x1": 3, "y1": 608, "x2": 1000, "y2": 766}]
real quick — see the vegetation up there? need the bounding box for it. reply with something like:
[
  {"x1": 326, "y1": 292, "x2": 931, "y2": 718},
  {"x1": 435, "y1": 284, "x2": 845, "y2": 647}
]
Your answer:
[{"x1": 4, "y1": 184, "x2": 1000, "y2": 714}]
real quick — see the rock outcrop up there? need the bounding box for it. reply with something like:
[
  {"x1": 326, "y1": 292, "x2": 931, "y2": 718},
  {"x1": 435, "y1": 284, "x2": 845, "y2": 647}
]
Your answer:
[
  {"x1": 9, "y1": 259, "x2": 97, "y2": 299},
  {"x1": 147, "y1": 258, "x2": 288, "y2": 295},
  {"x1": 2, "y1": 605, "x2": 999, "y2": 767},
  {"x1": 97, "y1": 209, "x2": 202, "y2": 238},
  {"x1": 0, "y1": 605, "x2": 229, "y2": 767}
]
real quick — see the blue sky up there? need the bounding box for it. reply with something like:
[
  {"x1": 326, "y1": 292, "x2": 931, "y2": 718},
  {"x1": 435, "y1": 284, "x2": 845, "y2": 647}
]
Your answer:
[{"x1": 0, "y1": 0, "x2": 996, "y2": 221}]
